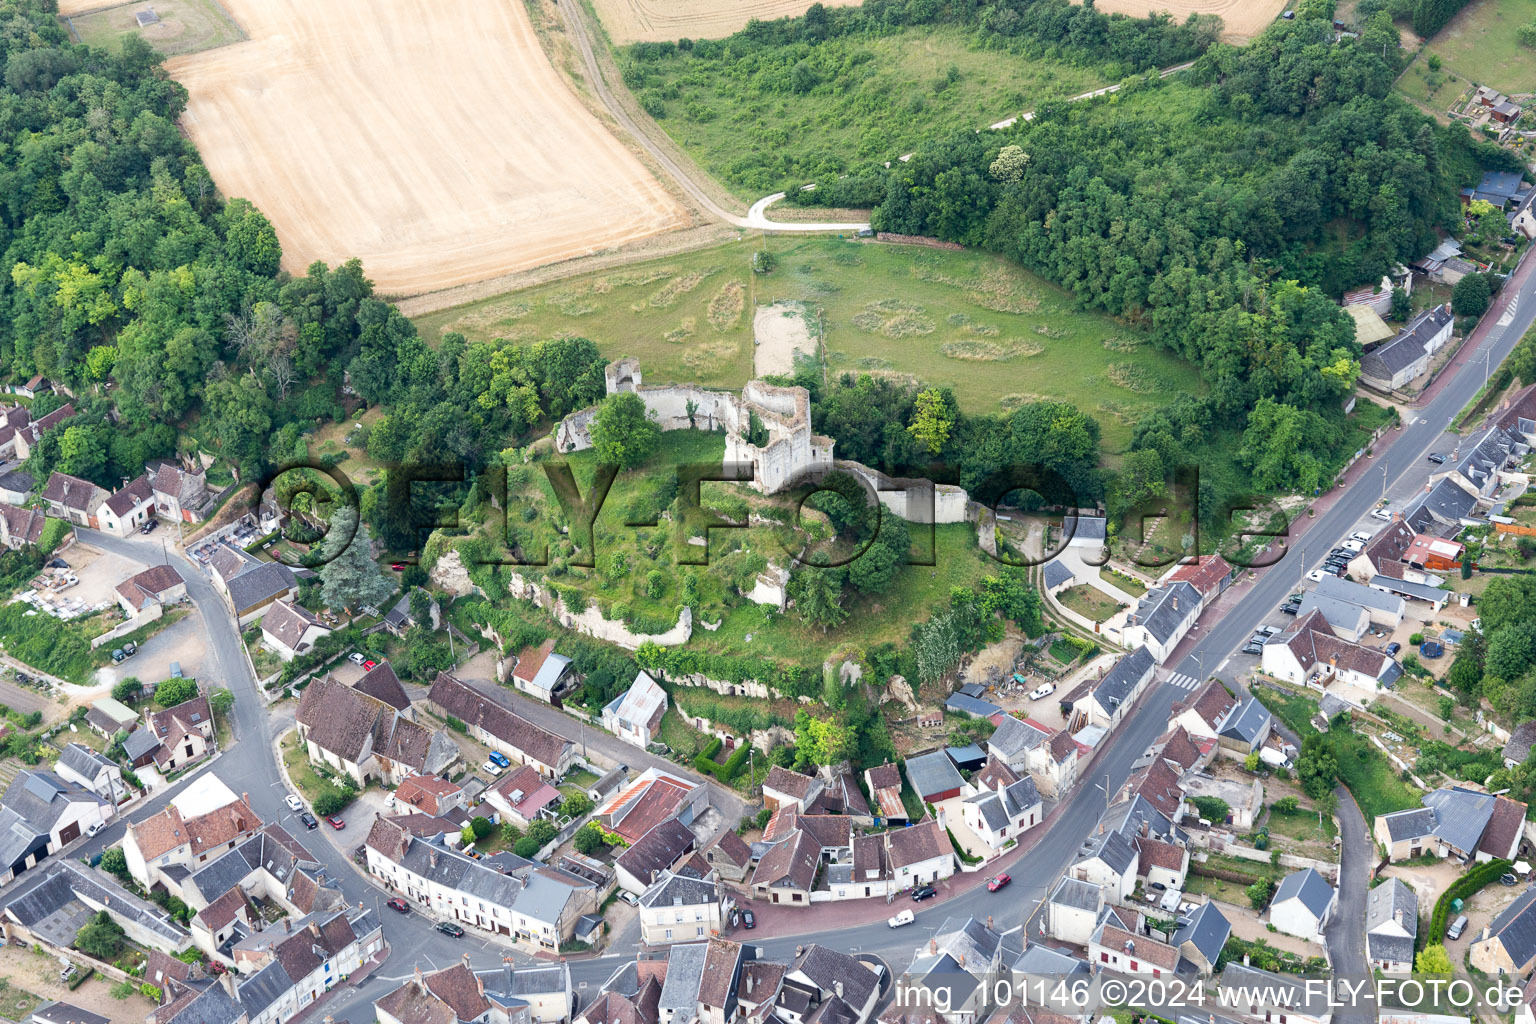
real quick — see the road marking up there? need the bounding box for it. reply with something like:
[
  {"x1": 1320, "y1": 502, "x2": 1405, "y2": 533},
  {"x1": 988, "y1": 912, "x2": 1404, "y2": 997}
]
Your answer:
[
  {"x1": 1165, "y1": 673, "x2": 1199, "y2": 691},
  {"x1": 1500, "y1": 295, "x2": 1519, "y2": 327}
]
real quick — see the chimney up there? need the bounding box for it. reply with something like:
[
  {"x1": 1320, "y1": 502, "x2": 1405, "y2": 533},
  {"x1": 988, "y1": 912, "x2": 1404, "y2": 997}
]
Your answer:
[
  {"x1": 429, "y1": 849, "x2": 439, "y2": 869},
  {"x1": 285, "y1": 918, "x2": 292, "y2": 933},
  {"x1": 1394, "y1": 909, "x2": 1404, "y2": 926},
  {"x1": 308, "y1": 921, "x2": 320, "y2": 940},
  {"x1": 103, "y1": 895, "x2": 110, "y2": 906},
  {"x1": 835, "y1": 981, "x2": 844, "y2": 1000},
  {"x1": 1243, "y1": 954, "x2": 1250, "y2": 967},
  {"x1": 929, "y1": 938, "x2": 938, "y2": 955},
  {"x1": 747, "y1": 971, "x2": 754, "y2": 995},
  {"x1": 1098, "y1": 822, "x2": 1105, "y2": 835},
  {"x1": 477, "y1": 972, "x2": 486, "y2": 997},
  {"x1": 1173, "y1": 596, "x2": 1179, "y2": 612},
  {"x1": 1140, "y1": 820, "x2": 1149, "y2": 837},
  {"x1": 462, "y1": 953, "x2": 471, "y2": 970},
  {"x1": 219, "y1": 970, "x2": 237, "y2": 998},
  {"x1": 958, "y1": 954, "x2": 965, "y2": 969},
  {"x1": 987, "y1": 915, "x2": 993, "y2": 930},
  {"x1": 415, "y1": 966, "x2": 424, "y2": 988}
]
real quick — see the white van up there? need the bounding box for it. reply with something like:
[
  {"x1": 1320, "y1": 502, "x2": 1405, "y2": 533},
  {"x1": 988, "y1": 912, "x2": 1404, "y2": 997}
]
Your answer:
[{"x1": 1447, "y1": 914, "x2": 1469, "y2": 940}]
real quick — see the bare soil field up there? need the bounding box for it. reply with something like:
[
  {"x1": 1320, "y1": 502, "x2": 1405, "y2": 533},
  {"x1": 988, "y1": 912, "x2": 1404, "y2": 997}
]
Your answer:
[
  {"x1": 590, "y1": 0, "x2": 863, "y2": 44},
  {"x1": 1076, "y1": 0, "x2": 1288, "y2": 41},
  {"x1": 164, "y1": 0, "x2": 687, "y2": 296},
  {"x1": 752, "y1": 300, "x2": 817, "y2": 376}
]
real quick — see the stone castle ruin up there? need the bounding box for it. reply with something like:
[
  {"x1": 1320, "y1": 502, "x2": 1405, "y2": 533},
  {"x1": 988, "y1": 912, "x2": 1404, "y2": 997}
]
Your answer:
[{"x1": 555, "y1": 358, "x2": 967, "y2": 523}]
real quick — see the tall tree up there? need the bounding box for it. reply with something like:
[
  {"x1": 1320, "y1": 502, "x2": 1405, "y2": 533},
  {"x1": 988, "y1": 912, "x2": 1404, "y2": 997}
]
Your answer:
[
  {"x1": 589, "y1": 392, "x2": 661, "y2": 469},
  {"x1": 318, "y1": 506, "x2": 395, "y2": 613}
]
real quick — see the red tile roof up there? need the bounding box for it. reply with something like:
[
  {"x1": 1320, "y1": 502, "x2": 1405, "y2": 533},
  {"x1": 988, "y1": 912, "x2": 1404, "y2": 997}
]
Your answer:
[{"x1": 1168, "y1": 555, "x2": 1232, "y2": 597}]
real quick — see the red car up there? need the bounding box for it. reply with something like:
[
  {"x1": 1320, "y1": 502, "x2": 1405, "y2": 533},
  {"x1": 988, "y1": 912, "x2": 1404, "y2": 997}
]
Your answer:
[
  {"x1": 987, "y1": 873, "x2": 1011, "y2": 892},
  {"x1": 326, "y1": 816, "x2": 345, "y2": 830},
  {"x1": 363, "y1": 660, "x2": 377, "y2": 671},
  {"x1": 390, "y1": 563, "x2": 406, "y2": 571},
  {"x1": 387, "y1": 898, "x2": 408, "y2": 913}
]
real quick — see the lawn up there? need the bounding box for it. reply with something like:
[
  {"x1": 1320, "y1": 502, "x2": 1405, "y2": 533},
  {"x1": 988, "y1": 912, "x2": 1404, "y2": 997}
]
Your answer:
[
  {"x1": 628, "y1": 25, "x2": 1112, "y2": 199},
  {"x1": 1101, "y1": 567, "x2": 1146, "y2": 596},
  {"x1": 1415, "y1": 0, "x2": 1536, "y2": 97},
  {"x1": 1056, "y1": 584, "x2": 1124, "y2": 623},
  {"x1": 66, "y1": 0, "x2": 244, "y2": 57},
  {"x1": 414, "y1": 236, "x2": 1205, "y2": 453},
  {"x1": 279, "y1": 731, "x2": 330, "y2": 805}
]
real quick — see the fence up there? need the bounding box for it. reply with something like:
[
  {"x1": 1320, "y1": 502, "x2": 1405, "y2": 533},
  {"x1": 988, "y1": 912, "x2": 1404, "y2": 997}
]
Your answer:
[{"x1": 1495, "y1": 522, "x2": 1536, "y2": 537}]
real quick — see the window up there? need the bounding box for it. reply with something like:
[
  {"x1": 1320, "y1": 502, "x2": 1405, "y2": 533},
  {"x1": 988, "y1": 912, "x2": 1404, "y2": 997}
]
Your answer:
[
  {"x1": 1101, "y1": 953, "x2": 1109, "y2": 963},
  {"x1": 1130, "y1": 961, "x2": 1139, "y2": 972}
]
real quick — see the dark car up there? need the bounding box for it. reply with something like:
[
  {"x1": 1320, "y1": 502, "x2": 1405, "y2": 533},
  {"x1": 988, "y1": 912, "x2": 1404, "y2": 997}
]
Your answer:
[
  {"x1": 1428, "y1": 453, "x2": 1446, "y2": 464},
  {"x1": 436, "y1": 922, "x2": 465, "y2": 938},
  {"x1": 1242, "y1": 643, "x2": 1263, "y2": 655},
  {"x1": 987, "y1": 874, "x2": 1011, "y2": 892},
  {"x1": 912, "y1": 885, "x2": 938, "y2": 902},
  {"x1": 1150, "y1": 881, "x2": 1167, "y2": 891},
  {"x1": 1280, "y1": 604, "x2": 1299, "y2": 615},
  {"x1": 387, "y1": 898, "x2": 409, "y2": 913},
  {"x1": 1385, "y1": 642, "x2": 1401, "y2": 657},
  {"x1": 299, "y1": 812, "x2": 318, "y2": 830},
  {"x1": 742, "y1": 909, "x2": 755, "y2": 929},
  {"x1": 140, "y1": 519, "x2": 158, "y2": 534}
]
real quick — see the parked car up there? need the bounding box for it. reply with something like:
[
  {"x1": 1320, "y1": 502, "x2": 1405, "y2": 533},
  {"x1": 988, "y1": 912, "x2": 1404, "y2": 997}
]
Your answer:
[
  {"x1": 1027, "y1": 683, "x2": 1056, "y2": 702},
  {"x1": 86, "y1": 821, "x2": 105, "y2": 837},
  {"x1": 390, "y1": 562, "x2": 406, "y2": 571},
  {"x1": 363, "y1": 660, "x2": 377, "y2": 671},
  {"x1": 987, "y1": 874, "x2": 1011, "y2": 892},
  {"x1": 1307, "y1": 569, "x2": 1327, "y2": 583},
  {"x1": 742, "y1": 909, "x2": 755, "y2": 929},
  {"x1": 348, "y1": 653, "x2": 366, "y2": 665},
  {"x1": 326, "y1": 816, "x2": 345, "y2": 830},
  {"x1": 888, "y1": 909, "x2": 915, "y2": 927},
  {"x1": 1242, "y1": 642, "x2": 1263, "y2": 656},
  {"x1": 1371, "y1": 508, "x2": 1393, "y2": 521},
  {"x1": 140, "y1": 519, "x2": 158, "y2": 534},
  {"x1": 1428, "y1": 453, "x2": 1446, "y2": 464},
  {"x1": 1350, "y1": 531, "x2": 1374, "y2": 542},
  {"x1": 436, "y1": 922, "x2": 465, "y2": 938},
  {"x1": 911, "y1": 885, "x2": 938, "y2": 902},
  {"x1": 483, "y1": 761, "x2": 504, "y2": 777},
  {"x1": 299, "y1": 812, "x2": 318, "y2": 830},
  {"x1": 387, "y1": 898, "x2": 409, "y2": 913},
  {"x1": 110, "y1": 648, "x2": 129, "y2": 664},
  {"x1": 619, "y1": 891, "x2": 638, "y2": 906},
  {"x1": 1385, "y1": 642, "x2": 1401, "y2": 657},
  {"x1": 1343, "y1": 540, "x2": 1364, "y2": 553},
  {"x1": 1260, "y1": 626, "x2": 1281, "y2": 636},
  {"x1": 285, "y1": 795, "x2": 304, "y2": 813},
  {"x1": 1280, "y1": 604, "x2": 1299, "y2": 615},
  {"x1": 488, "y1": 751, "x2": 511, "y2": 768},
  {"x1": 169, "y1": 662, "x2": 183, "y2": 678},
  {"x1": 1447, "y1": 915, "x2": 1468, "y2": 940}
]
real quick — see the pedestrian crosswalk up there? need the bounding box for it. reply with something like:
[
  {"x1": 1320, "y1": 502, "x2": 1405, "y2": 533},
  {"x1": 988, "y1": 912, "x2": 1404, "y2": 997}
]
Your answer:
[{"x1": 1165, "y1": 672, "x2": 1200, "y2": 691}]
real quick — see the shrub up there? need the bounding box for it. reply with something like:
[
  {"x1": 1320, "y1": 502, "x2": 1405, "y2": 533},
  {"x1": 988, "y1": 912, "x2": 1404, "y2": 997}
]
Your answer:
[
  {"x1": 99, "y1": 847, "x2": 130, "y2": 882},
  {"x1": 312, "y1": 782, "x2": 356, "y2": 817},
  {"x1": 1409, "y1": 632, "x2": 1424, "y2": 646},
  {"x1": 1191, "y1": 796, "x2": 1231, "y2": 823},
  {"x1": 1431, "y1": 859, "x2": 1511, "y2": 940},
  {"x1": 1272, "y1": 796, "x2": 1300, "y2": 814},
  {"x1": 1246, "y1": 877, "x2": 1276, "y2": 911},
  {"x1": 574, "y1": 822, "x2": 607, "y2": 855},
  {"x1": 111, "y1": 980, "x2": 136, "y2": 1000},
  {"x1": 471, "y1": 816, "x2": 493, "y2": 841},
  {"x1": 445, "y1": 715, "x2": 467, "y2": 734},
  {"x1": 75, "y1": 911, "x2": 126, "y2": 959},
  {"x1": 513, "y1": 835, "x2": 542, "y2": 858}
]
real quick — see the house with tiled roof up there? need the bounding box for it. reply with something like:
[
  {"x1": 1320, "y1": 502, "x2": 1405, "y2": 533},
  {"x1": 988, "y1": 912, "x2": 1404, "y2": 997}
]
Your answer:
[
  {"x1": 428, "y1": 672, "x2": 573, "y2": 778},
  {"x1": 15, "y1": 403, "x2": 76, "y2": 460},
  {"x1": 378, "y1": 958, "x2": 566, "y2": 1024},
  {"x1": 1152, "y1": 725, "x2": 1214, "y2": 774},
  {"x1": 1135, "y1": 835, "x2": 1189, "y2": 892},
  {"x1": 259, "y1": 599, "x2": 331, "y2": 661},
  {"x1": 751, "y1": 815, "x2": 952, "y2": 906},
  {"x1": 98, "y1": 474, "x2": 155, "y2": 537},
  {"x1": 785, "y1": 944, "x2": 882, "y2": 1024},
  {"x1": 1375, "y1": 787, "x2": 1527, "y2": 863},
  {"x1": 1165, "y1": 555, "x2": 1233, "y2": 611},
  {"x1": 511, "y1": 640, "x2": 574, "y2": 704},
  {"x1": 0, "y1": 502, "x2": 47, "y2": 550},
  {"x1": 603, "y1": 671, "x2": 668, "y2": 749},
  {"x1": 150, "y1": 461, "x2": 215, "y2": 524},
  {"x1": 617, "y1": 819, "x2": 702, "y2": 895},
  {"x1": 762, "y1": 766, "x2": 823, "y2": 814},
  {"x1": 393, "y1": 776, "x2": 468, "y2": 820},
  {"x1": 114, "y1": 563, "x2": 187, "y2": 616},
  {"x1": 0, "y1": 406, "x2": 30, "y2": 459},
  {"x1": 638, "y1": 870, "x2": 724, "y2": 945},
  {"x1": 297, "y1": 674, "x2": 459, "y2": 789},
  {"x1": 84, "y1": 696, "x2": 137, "y2": 739},
  {"x1": 1090, "y1": 906, "x2": 1182, "y2": 976},
  {"x1": 1262, "y1": 609, "x2": 1399, "y2": 693},
  {"x1": 141, "y1": 693, "x2": 216, "y2": 773},
  {"x1": 704, "y1": 830, "x2": 753, "y2": 883},
  {"x1": 40, "y1": 471, "x2": 104, "y2": 528},
  {"x1": 597, "y1": 767, "x2": 706, "y2": 843},
  {"x1": 486, "y1": 764, "x2": 561, "y2": 827},
  {"x1": 353, "y1": 661, "x2": 412, "y2": 713},
  {"x1": 123, "y1": 774, "x2": 263, "y2": 889},
  {"x1": 1505, "y1": 721, "x2": 1536, "y2": 769},
  {"x1": 863, "y1": 763, "x2": 906, "y2": 822}
]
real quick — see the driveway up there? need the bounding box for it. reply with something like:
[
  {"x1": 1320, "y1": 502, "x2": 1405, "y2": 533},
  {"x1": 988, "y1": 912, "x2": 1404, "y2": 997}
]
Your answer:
[
  {"x1": 94, "y1": 607, "x2": 212, "y2": 688},
  {"x1": 1323, "y1": 786, "x2": 1371, "y2": 1022}
]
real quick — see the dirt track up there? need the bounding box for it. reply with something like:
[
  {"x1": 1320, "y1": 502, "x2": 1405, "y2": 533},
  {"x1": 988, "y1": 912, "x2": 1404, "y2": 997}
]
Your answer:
[
  {"x1": 589, "y1": 0, "x2": 862, "y2": 44},
  {"x1": 164, "y1": 0, "x2": 686, "y2": 296}
]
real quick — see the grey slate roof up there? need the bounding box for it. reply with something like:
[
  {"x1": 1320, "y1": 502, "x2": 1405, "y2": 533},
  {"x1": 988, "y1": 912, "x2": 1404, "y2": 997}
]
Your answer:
[
  {"x1": 29, "y1": 1002, "x2": 111, "y2": 1024},
  {"x1": 638, "y1": 870, "x2": 717, "y2": 909},
  {"x1": 1218, "y1": 964, "x2": 1333, "y2": 1015},
  {"x1": 1406, "y1": 477, "x2": 1480, "y2": 530},
  {"x1": 1076, "y1": 826, "x2": 1136, "y2": 876},
  {"x1": 986, "y1": 715, "x2": 1048, "y2": 760},
  {"x1": 1371, "y1": 577, "x2": 1450, "y2": 603},
  {"x1": 1505, "y1": 721, "x2": 1536, "y2": 766},
  {"x1": 1173, "y1": 900, "x2": 1231, "y2": 964},
  {"x1": 1362, "y1": 306, "x2": 1453, "y2": 380},
  {"x1": 658, "y1": 941, "x2": 709, "y2": 1016},
  {"x1": 55, "y1": 743, "x2": 114, "y2": 781},
  {"x1": 480, "y1": 962, "x2": 570, "y2": 1001},
  {"x1": 1094, "y1": 645, "x2": 1156, "y2": 715},
  {"x1": 1312, "y1": 574, "x2": 1408, "y2": 616},
  {"x1": 1295, "y1": 592, "x2": 1372, "y2": 634},
  {"x1": 1069, "y1": 516, "x2": 1106, "y2": 542},
  {"x1": 1049, "y1": 876, "x2": 1102, "y2": 913},
  {"x1": 1043, "y1": 560, "x2": 1074, "y2": 589},
  {"x1": 235, "y1": 960, "x2": 295, "y2": 1019},
  {"x1": 904, "y1": 750, "x2": 964, "y2": 799},
  {"x1": 1365, "y1": 878, "x2": 1418, "y2": 968},
  {"x1": 0, "y1": 862, "x2": 187, "y2": 946},
  {"x1": 0, "y1": 806, "x2": 47, "y2": 868},
  {"x1": 1485, "y1": 886, "x2": 1536, "y2": 968},
  {"x1": 122, "y1": 728, "x2": 161, "y2": 761},
  {"x1": 1, "y1": 770, "x2": 102, "y2": 831},
  {"x1": 1012, "y1": 942, "x2": 1091, "y2": 976},
  {"x1": 1132, "y1": 583, "x2": 1201, "y2": 644},
  {"x1": 1423, "y1": 787, "x2": 1497, "y2": 854},
  {"x1": 225, "y1": 561, "x2": 297, "y2": 612},
  {"x1": 161, "y1": 982, "x2": 244, "y2": 1024},
  {"x1": 1272, "y1": 868, "x2": 1334, "y2": 919},
  {"x1": 1380, "y1": 806, "x2": 1438, "y2": 843},
  {"x1": 946, "y1": 693, "x2": 1002, "y2": 718},
  {"x1": 791, "y1": 944, "x2": 879, "y2": 1011},
  {"x1": 1218, "y1": 699, "x2": 1271, "y2": 745}
]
